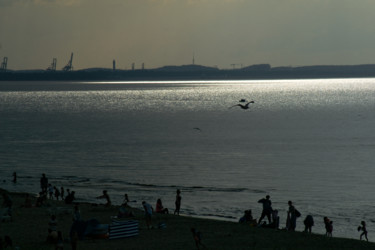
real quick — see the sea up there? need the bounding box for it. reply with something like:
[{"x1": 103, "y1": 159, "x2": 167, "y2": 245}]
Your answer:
[{"x1": 1, "y1": 78, "x2": 375, "y2": 240}]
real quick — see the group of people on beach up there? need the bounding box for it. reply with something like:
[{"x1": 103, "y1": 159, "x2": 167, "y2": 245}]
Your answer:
[
  {"x1": 141, "y1": 189, "x2": 182, "y2": 229},
  {"x1": 238, "y1": 195, "x2": 369, "y2": 241},
  {"x1": 2, "y1": 172, "x2": 371, "y2": 249}
]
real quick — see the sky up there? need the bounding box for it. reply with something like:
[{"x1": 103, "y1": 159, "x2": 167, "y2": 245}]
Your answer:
[{"x1": 1, "y1": 0, "x2": 375, "y2": 70}]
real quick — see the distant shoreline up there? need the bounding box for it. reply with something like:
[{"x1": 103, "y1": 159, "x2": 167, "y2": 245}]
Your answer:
[{"x1": 2, "y1": 63, "x2": 375, "y2": 81}]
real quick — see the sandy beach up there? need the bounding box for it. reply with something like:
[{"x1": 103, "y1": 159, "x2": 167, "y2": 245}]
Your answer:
[{"x1": 0, "y1": 188, "x2": 374, "y2": 250}]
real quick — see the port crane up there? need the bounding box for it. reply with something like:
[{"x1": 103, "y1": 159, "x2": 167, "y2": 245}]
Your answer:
[
  {"x1": 47, "y1": 58, "x2": 57, "y2": 71},
  {"x1": 1, "y1": 57, "x2": 8, "y2": 72},
  {"x1": 62, "y1": 53, "x2": 73, "y2": 71}
]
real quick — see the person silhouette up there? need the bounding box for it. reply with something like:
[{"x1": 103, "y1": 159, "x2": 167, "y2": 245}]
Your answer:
[
  {"x1": 97, "y1": 190, "x2": 111, "y2": 207},
  {"x1": 40, "y1": 173, "x2": 48, "y2": 193},
  {"x1": 258, "y1": 195, "x2": 273, "y2": 224},
  {"x1": 287, "y1": 200, "x2": 299, "y2": 231},
  {"x1": 358, "y1": 221, "x2": 368, "y2": 241},
  {"x1": 174, "y1": 189, "x2": 182, "y2": 215},
  {"x1": 324, "y1": 217, "x2": 333, "y2": 237},
  {"x1": 156, "y1": 198, "x2": 169, "y2": 214},
  {"x1": 304, "y1": 215, "x2": 314, "y2": 233}
]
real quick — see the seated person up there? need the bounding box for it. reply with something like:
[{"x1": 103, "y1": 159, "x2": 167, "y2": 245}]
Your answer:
[
  {"x1": 239, "y1": 209, "x2": 257, "y2": 226},
  {"x1": 65, "y1": 191, "x2": 75, "y2": 204},
  {"x1": 155, "y1": 199, "x2": 169, "y2": 214}
]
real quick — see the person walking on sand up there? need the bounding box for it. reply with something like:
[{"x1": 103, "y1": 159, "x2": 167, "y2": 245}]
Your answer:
[
  {"x1": 142, "y1": 201, "x2": 153, "y2": 229},
  {"x1": 174, "y1": 189, "x2": 182, "y2": 215},
  {"x1": 358, "y1": 221, "x2": 368, "y2": 241},
  {"x1": 258, "y1": 195, "x2": 273, "y2": 224},
  {"x1": 97, "y1": 190, "x2": 111, "y2": 207}
]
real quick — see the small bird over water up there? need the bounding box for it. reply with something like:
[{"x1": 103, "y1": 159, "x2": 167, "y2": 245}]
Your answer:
[{"x1": 229, "y1": 101, "x2": 255, "y2": 110}]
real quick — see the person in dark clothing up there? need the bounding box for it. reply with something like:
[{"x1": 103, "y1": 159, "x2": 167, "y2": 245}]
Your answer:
[
  {"x1": 40, "y1": 173, "x2": 48, "y2": 193},
  {"x1": 258, "y1": 195, "x2": 273, "y2": 224},
  {"x1": 65, "y1": 191, "x2": 75, "y2": 204},
  {"x1": 97, "y1": 190, "x2": 111, "y2": 207},
  {"x1": 174, "y1": 189, "x2": 182, "y2": 215},
  {"x1": 304, "y1": 215, "x2": 314, "y2": 233},
  {"x1": 324, "y1": 216, "x2": 333, "y2": 237}
]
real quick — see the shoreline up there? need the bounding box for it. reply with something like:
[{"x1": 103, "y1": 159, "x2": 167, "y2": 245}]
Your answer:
[{"x1": 1, "y1": 188, "x2": 375, "y2": 249}]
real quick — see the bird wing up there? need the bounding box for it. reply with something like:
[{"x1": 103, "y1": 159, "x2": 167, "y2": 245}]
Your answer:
[
  {"x1": 245, "y1": 101, "x2": 255, "y2": 107},
  {"x1": 229, "y1": 104, "x2": 240, "y2": 109}
]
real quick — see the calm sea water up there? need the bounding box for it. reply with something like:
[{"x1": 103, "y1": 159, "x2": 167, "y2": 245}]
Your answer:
[{"x1": 1, "y1": 79, "x2": 375, "y2": 240}]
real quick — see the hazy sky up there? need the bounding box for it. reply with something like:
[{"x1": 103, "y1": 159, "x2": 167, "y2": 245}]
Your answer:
[{"x1": 1, "y1": 0, "x2": 375, "y2": 70}]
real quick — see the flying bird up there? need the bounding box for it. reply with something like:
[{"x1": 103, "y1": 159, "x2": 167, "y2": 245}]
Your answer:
[
  {"x1": 229, "y1": 101, "x2": 255, "y2": 110},
  {"x1": 193, "y1": 127, "x2": 201, "y2": 131}
]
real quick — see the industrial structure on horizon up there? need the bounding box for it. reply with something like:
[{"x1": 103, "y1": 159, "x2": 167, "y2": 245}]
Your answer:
[
  {"x1": 47, "y1": 58, "x2": 57, "y2": 71},
  {"x1": 62, "y1": 53, "x2": 74, "y2": 71},
  {"x1": 1, "y1": 57, "x2": 8, "y2": 72}
]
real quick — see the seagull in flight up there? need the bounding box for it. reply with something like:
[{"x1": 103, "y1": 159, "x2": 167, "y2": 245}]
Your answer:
[{"x1": 229, "y1": 101, "x2": 255, "y2": 110}]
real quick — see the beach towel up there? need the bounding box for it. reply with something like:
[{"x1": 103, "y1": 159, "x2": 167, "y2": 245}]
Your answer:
[{"x1": 109, "y1": 220, "x2": 139, "y2": 239}]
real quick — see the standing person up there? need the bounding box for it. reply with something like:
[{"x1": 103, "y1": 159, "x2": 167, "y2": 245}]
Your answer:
[
  {"x1": 40, "y1": 173, "x2": 48, "y2": 194},
  {"x1": 174, "y1": 189, "x2": 182, "y2": 215},
  {"x1": 287, "y1": 200, "x2": 300, "y2": 231},
  {"x1": 122, "y1": 194, "x2": 130, "y2": 206},
  {"x1": 258, "y1": 195, "x2": 273, "y2": 224},
  {"x1": 12, "y1": 172, "x2": 17, "y2": 183},
  {"x1": 324, "y1": 217, "x2": 333, "y2": 237},
  {"x1": 304, "y1": 215, "x2": 314, "y2": 233},
  {"x1": 358, "y1": 221, "x2": 368, "y2": 241},
  {"x1": 97, "y1": 190, "x2": 111, "y2": 207},
  {"x1": 142, "y1": 201, "x2": 153, "y2": 229},
  {"x1": 54, "y1": 186, "x2": 60, "y2": 200},
  {"x1": 48, "y1": 184, "x2": 54, "y2": 199}
]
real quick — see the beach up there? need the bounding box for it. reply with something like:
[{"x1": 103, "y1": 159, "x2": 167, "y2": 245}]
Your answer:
[
  {"x1": 1, "y1": 188, "x2": 374, "y2": 250},
  {"x1": 2, "y1": 79, "x2": 375, "y2": 240}
]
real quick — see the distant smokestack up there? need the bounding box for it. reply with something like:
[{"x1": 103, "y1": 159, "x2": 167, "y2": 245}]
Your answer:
[{"x1": 113, "y1": 60, "x2": 116, "y2": 71}]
